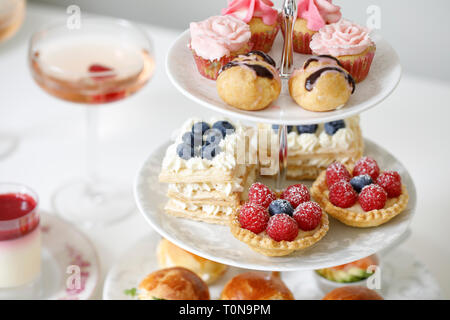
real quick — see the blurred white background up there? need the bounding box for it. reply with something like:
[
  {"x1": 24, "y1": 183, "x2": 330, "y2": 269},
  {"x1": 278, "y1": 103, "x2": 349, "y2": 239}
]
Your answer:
[{"x1": 34, "y1": 0, "x2": 450, "y2": 82}]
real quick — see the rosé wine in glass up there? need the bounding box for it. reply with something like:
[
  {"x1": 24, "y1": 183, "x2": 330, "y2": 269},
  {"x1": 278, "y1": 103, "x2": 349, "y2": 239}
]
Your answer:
[{"x1": 28, "y1": 17, "x2": 154, "y2": 226}]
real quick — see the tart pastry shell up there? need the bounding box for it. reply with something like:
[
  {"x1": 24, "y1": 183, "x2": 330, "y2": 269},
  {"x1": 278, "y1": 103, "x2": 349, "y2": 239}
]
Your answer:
[
  {"x1": 311, "y1": 170, "x2": 409, "y2": 228},
  {"x1": 229, "y1": 210, "x2": 329, "y2": 257}
]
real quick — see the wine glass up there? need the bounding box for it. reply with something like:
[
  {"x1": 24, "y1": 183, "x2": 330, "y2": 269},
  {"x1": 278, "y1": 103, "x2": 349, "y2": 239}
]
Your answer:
[
  {"x1": 0, "y1": 0, "x2": 26, "y2": 158},
  {"x1": 28, "y1": 17, "x2": 155, "y2": 226},
  {"x1": 0, "y1": 0, "x2": 25, "y2": 43}
]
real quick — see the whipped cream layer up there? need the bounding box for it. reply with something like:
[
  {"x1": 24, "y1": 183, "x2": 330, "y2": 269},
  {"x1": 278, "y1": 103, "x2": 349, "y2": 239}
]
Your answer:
[
  {"x1": 168, "y1": 178, "x2": 244, "y2": 197},
  {"x1": 162, "y1": 118, "x2": 257, "y2": 174},
  {"x1": 263, "y1": 116, "x2": 359, "y2": 157},
  {"x1": 171, "y1": 199, "x2": 234, "y2": 217}
]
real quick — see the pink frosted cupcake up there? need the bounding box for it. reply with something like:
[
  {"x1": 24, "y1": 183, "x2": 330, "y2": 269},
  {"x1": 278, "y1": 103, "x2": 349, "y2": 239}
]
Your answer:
[
  {"x1": 310, "y1": 19, "x2": 376, "y2": 82},
  {"x1": 222, "y1": 0, "x2": 279, "y2": 53},
  {"x1": 280, "y1": 0, "x2": 341, "y2": 54},
  {"x1": 190, "y1": 15, "x2": 252, "y2": 80}
]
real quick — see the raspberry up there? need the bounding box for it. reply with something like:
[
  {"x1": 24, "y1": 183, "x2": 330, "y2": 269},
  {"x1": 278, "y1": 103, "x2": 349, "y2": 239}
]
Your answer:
[
  {"x1": 248, "y1": 183, "x2": 276, "y2": 209},
  {"x1": 238, "y1": 202, "x2": 269, "y2": 234},
  {"x1": 266, "y1": 214, "x2": 299, "y2": 242},
  {"x1": 359, "y1": 184, "x2": 387, "y2": 211},
  {"x1": 329, "y1": 180, "x2": 358, "y2": 208},
  {"x1": 281, "y1": 184, "x2": 310, "y2": 208},
  {"x1": 353, "y1": 157, "x2": 380, "y2": 180},
  {"x1": 293, "y1": 201, "x2": 322, "y2": 231},
  {"x1": 88, "y1": 64, "x2": 115, "y2": 80},
  {"x1": 376, "y1": 171, "x2": 402, "y2": 198},
  {"x1": 326, "y1": 162, "x2": 351, "y2": 188}
]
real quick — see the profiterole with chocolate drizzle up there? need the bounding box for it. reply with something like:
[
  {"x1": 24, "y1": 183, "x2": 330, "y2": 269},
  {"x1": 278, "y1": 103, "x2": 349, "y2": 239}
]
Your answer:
[
  {"x1": 216, "y1": 50, "x2": 281, "y2": 111},
  {"x1": 289, "y1": 55, "x2": 355, "y2": 112}
]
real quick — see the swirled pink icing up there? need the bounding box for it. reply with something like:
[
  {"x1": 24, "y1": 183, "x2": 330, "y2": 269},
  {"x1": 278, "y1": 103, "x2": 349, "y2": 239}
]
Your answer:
[
  {"x1": 222, "y1": 0, "x2": 278, "y2": 26},
  {"x1": 190, "y1": 15, "x2": 251, "y2": 61},
  {"x1": 310, "y1": 19, "x2": 374, "y2": 56},
  {"x1": 297, "y1": 0, "x2": 342, "y2": 31}
]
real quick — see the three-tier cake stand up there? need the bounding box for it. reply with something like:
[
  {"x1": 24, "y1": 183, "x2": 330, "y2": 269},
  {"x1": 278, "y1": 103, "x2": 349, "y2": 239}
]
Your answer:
[{"x1": 133, "y1": 0, "x2": 416, "y2": 272}]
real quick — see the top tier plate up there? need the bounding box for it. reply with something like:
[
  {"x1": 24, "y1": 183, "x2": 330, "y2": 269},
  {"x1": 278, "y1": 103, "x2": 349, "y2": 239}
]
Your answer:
[{"x1": 166, "y1": 30, "x2": 401, "y2": 125}]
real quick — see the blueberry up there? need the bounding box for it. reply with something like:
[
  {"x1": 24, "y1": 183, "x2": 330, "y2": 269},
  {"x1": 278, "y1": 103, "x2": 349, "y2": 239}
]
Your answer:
[
  {"x1": 350, "y1": 175, "x2": 373, "y2": 193},
  {"x1": 176, "y1": 143, "x2": 194, "y2": 160},
  {"x1": 201, "y1": 143, "x2": 221, "y2": 160},
  {"x1": 182, "y1": 131, "x2": 203, "y2": 148},
  {"x1": 181, "y1": 132, "x2": 194, "y2": 145},
  {"x1": 272, "y1": 125, "x2": 294, "y2": 133},
  {"x1": 324, "y1": 120, "x2": 346, "y2": 135},
  {"x1": 212, "y1": 121, "x2": 235, "y2": 138},
  {"x1": 191, "y1": 122, "x2": 210, "y2": 136},
  {"x1": 204, "y1": 128, "x2": 223, "y2": 145},
  {"x1": 296, "y1": 124, "x2": 318, "y2": 134},
  {"x1": 268, "y1": 199, "x2": 294, "y2": 216}
]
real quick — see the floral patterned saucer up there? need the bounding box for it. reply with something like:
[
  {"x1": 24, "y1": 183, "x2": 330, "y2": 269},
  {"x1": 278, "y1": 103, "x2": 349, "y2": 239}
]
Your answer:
[{"x1": 0, "y1": 213, "x2": 100, "y2": 300}]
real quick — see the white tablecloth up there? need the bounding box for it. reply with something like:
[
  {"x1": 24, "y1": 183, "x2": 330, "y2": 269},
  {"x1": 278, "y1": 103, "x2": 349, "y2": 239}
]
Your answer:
[{"x1": 0, "y1": 3, "x2": 449, "y2": 299}]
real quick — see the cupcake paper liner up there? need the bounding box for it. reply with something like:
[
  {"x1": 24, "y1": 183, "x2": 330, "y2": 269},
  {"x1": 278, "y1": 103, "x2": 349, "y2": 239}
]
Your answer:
[
  {"x1": 337, "y1": 47, "x2": 376, "y2": 83},
  {"x1": 292, "y1": 31, "x2": 313, "y2": 55},
  {"x1": 191, "y1": 43, "x2": 253, "y2": 80},
  {"x1": 250, "y1": 25, "x2": 280, "y2": 53},
  {"x1": 278, "y1": 14, "x2": 314, "y2": 55}
]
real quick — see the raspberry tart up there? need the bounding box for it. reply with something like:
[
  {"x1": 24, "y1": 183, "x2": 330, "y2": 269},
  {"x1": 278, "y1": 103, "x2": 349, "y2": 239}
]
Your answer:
[
  {"x1": 230, "y1": 183, "x2": 329, "y2": 257},
  {"x1": 311, "y1": 157, "x2": 409, "y2": 227}
]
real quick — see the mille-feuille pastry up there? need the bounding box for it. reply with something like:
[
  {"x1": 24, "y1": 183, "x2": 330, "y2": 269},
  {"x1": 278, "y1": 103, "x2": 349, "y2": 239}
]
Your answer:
[
  {"x1": 322, "y1": 286, "x2": 383, "y2": 300},
  {"x1": 217, "y1": 51, "x2": 281, "y2": 111},
  {"x1": 138, "y1": 267, "x2": 210, "y2": 300},
  {"x1": 259, "y1": 116, "x2": 363, "y2": 180},
  {"x1": 289, "y1": 55, "x2": 355, "y2": 112},
  {"x1": 157, "y1": 239, "x2": 227, "y2": 284},
  {"x1": 311, "y1": 157, "x2": 409, "y2": 227},
  {"x1": 229, "y1": 182, "x2": 328, "y2": 257},
  {"x1": 159, "y1": 118, "x2": 258, "y2": 225},
  {"x1": 221, "y1": 272, "x2": 294, "y2": 300}
]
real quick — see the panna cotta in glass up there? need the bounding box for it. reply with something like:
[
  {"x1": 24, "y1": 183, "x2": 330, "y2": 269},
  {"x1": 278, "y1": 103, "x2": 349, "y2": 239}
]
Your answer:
[{"x1": 0, "y1": 184, "x2": 41, "y2": 288}]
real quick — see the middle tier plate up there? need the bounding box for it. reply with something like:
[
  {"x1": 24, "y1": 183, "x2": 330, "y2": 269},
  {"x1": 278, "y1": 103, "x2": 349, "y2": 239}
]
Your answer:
[
  {"x1": 135, "y1": 139, "x2": 416, "y2": 271},
  {"x1": 166, "y1": 30, "x2": 401, "y2": 125}
]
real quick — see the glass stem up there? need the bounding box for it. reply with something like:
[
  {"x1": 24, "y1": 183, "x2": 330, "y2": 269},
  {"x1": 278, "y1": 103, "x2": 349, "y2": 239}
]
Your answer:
[{"x1": 85, "y1": 107, "x2": 99, "y2": 185}]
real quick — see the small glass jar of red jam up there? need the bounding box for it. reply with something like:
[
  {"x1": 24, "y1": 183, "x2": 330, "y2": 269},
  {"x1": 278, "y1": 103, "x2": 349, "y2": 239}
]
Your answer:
[{"x1": 0, "y1": 183, "x2": 41, "y2": 288}]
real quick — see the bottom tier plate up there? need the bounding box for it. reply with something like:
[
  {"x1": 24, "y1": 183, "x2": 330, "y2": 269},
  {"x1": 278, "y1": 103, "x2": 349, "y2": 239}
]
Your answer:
[
  {"x1": 103, "y1": 232, "x2": 441, "y2": 300},
  {"x1": 134, "y1": 139, "x2": 417, "y2": 271}
]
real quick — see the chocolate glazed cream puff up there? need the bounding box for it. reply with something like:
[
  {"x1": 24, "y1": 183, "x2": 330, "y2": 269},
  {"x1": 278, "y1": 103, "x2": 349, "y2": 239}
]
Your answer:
[
  {"x1": 217, "y1": 51, "x2": 281, "y2": 111},
  {"x1": 289, "y1": 55, "x2": 355, "y2": 112}
]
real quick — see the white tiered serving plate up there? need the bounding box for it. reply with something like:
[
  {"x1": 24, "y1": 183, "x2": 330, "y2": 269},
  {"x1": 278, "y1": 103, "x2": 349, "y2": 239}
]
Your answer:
[
  {"x1": 103, "y1": 232, "x2": 441, "y2": 300},
  {"x1": 134, "y1": 139, "x2": 416, "y2": 271},
  {"x1": 166, "y1": 30, "x2": 401, "y2": 125}
]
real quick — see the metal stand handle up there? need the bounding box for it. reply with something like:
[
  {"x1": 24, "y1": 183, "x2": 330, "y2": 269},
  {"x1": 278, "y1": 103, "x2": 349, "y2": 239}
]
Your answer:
[{"x1": 276, "y1": 0, "x2": 297, "y2": 189}]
